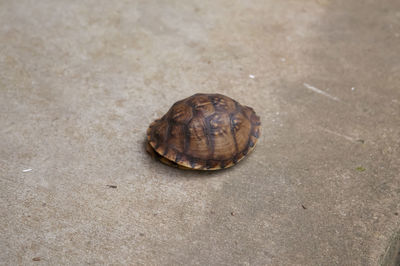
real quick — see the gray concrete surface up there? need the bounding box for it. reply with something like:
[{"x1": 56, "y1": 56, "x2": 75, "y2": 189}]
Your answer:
[{"x1": 1, "y1": 0, "x2": 399, "y2": 265}]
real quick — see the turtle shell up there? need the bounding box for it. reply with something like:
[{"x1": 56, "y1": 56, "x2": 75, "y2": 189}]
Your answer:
[{"x1": 146, "y1": 93, "x2": 261, "y2": 170}]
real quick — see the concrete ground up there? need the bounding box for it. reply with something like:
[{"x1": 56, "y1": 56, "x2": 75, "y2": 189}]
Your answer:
[{"x1": 1, "y1": 0, "x2": 399, "y2": 265}]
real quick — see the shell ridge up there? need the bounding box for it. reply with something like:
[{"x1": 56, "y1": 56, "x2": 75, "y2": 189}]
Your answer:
[
  {"x1": 150, "y1": 122, "x2": 160, "y2": 149},
  {"x1": 244, "y1": 110, "x2": 260, "y2": 155},
  {"x1": 182, "y1": 123, "x2": 191, "y2": 154},
  {"x1": 204, "y1": 115, "x2": 215, "y2": 161},
  {"x1": 229, "y1": 112, "x2": 239, "y2": 156},
  {"x1": 163, "y1": 118, "x2": 172, "y2": 156},
  {"x1": 244, "y1": 108, "x2": 254, "y2": 156}
]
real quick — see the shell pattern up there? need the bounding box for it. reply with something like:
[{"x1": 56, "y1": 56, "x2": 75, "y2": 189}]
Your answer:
[{"x1": 147, "y1": 93, "x2": 261, "y2": 170}]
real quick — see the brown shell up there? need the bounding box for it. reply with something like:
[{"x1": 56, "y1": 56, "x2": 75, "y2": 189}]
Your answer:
[{"x1": 146, "y1": 93, "x2": 261, "y2": 170}]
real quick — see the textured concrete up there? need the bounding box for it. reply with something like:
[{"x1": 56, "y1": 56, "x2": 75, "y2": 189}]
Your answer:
[{"x1": 1, "y1": 0, "x2": 399, "y2": 265}]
